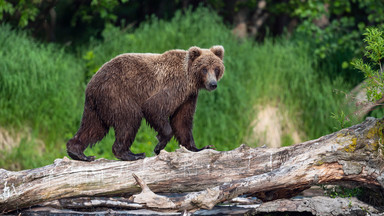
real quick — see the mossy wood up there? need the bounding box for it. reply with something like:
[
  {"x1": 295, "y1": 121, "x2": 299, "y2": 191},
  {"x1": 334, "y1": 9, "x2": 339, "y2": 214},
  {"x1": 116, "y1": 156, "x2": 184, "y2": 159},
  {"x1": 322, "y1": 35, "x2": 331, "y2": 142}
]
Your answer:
[{"x1": 1, "y1": 118, "x2": 384, "y2": 213}]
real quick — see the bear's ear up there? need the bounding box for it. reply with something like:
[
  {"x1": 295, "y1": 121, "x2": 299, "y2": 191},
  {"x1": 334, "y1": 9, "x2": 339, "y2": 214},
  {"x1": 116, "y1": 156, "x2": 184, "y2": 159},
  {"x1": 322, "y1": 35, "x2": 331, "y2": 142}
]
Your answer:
[
  {"x1": 188, "y1": 46, "x2": 202, "y2": 62},
  {"x1": 210, "y1": 45, "x2": 224, "y2": 60}
]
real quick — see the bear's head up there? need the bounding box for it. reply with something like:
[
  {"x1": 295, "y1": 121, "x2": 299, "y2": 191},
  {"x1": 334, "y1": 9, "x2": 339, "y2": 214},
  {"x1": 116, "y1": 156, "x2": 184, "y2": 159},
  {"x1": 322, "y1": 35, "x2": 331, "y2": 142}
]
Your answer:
[{"x1": 187, "y1": 45, "x2": 225, "y2": 91}]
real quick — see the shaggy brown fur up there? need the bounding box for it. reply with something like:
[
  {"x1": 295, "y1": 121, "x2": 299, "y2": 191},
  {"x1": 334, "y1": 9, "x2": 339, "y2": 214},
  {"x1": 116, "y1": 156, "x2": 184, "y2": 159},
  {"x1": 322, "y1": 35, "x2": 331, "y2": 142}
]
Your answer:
[{"x1": 67, "y1": 46, "x2": 225, "y2": 161}]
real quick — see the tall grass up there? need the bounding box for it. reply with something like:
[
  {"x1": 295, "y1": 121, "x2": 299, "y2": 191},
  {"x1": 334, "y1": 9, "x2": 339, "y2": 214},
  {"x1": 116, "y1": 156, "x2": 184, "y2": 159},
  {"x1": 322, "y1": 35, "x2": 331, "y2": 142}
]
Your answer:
[
  {"x1": 0, "y1": 7, "x2": 355, "y2": 169},
  {"x1": 251, "y1": 39, "x2": 355, "y2": 138},
  {"x1": 0, "y1": 24, "x2": 85, "y2": 168}
]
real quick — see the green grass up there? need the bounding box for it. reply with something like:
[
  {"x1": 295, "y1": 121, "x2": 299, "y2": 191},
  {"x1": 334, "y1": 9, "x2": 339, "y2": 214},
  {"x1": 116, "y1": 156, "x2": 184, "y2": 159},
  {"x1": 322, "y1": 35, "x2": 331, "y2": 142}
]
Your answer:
[
  {"x1": 252, "y1": 39, "x2": 356, "y2": 139},
  {"x1": 0, "y1": 24, "x2": 85, "y2": 168},
  {"x1": 0, "y1": 7, "x2": 358, "y2": 170}
]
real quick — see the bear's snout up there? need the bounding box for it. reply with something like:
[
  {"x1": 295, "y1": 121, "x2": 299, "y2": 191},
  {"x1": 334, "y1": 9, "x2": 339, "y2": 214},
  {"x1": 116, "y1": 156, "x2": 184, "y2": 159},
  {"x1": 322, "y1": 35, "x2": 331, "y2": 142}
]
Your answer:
[
  {"x1": 209, "y1": 81, "x2": 217, "y2": 90},
  {"x1": 207, "y1": 81, "x2": 217, "y2": 90},
  {"x1": 204, "y1": 70, "x2": 219, "y2": 91}
]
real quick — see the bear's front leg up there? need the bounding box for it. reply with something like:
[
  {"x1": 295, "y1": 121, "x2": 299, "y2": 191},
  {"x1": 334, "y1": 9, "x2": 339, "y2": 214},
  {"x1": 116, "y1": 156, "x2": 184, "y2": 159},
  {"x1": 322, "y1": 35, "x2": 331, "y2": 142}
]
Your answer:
[
  {"x1": 142, "y1": 91, "x2": 174, "y2": 154},
  {"x1": 170, "y1": 94, "x2": 215, "y2": 152}
]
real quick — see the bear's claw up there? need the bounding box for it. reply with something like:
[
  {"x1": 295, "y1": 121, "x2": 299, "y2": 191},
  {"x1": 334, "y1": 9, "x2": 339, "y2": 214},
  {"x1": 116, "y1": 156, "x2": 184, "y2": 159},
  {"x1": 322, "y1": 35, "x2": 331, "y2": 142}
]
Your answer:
[
  {"x1": 154, "y1": 145, "x2": 165, "y2": 155},
  {"x1": 67, "y1": 151, "x2": 96, "y2": 162},
  {"x1": 200, "y1": 145, "x2": 215, "y2": 150}
]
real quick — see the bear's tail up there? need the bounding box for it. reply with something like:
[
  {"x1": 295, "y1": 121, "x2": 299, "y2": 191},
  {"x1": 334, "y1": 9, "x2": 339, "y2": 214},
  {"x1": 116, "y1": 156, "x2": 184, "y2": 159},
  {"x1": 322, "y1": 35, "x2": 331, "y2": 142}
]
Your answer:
[{"x1": 67, "y1": 96, "x2": 109, "y2": 155}]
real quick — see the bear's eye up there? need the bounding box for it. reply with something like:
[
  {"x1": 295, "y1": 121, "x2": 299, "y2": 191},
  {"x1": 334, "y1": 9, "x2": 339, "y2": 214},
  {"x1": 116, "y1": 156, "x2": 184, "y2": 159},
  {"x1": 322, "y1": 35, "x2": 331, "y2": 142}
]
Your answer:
[
  {"x1": 214, "y1": 68, "x2": 220, "y2": 77},
  {"x1": 202, "y1": 68, "x2": 208, "y2": 74}
]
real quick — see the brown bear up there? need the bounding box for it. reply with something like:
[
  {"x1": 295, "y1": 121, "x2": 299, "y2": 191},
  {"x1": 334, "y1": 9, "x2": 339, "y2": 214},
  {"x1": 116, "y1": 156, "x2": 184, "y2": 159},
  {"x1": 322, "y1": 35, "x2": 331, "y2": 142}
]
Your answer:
[{"x1": 66, "y1": 45, "x2": 225, "y2": 161}]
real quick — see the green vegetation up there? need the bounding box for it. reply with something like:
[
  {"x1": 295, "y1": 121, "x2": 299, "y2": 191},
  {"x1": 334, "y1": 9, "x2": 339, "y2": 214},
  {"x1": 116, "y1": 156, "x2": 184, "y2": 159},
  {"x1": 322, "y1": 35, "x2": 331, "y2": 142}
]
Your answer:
[
  {"x1": 284, "y1": 0, "x2": 383, "y2": 59},
  {"x1": 321, "y1": 185, "x2": 363, "y2": 199},
  {"x1": 0, "y1": 7, "x2": 363, "y2": 170},
  {"x1": 352, "y1": 27, "x2": 384, "y2": 102},
  {"x1": 0, "y1": 24, "x2": 85, "y2": 168},
  {"x1": 0, "y1": 0, "x2": 40, "y2": 27}
]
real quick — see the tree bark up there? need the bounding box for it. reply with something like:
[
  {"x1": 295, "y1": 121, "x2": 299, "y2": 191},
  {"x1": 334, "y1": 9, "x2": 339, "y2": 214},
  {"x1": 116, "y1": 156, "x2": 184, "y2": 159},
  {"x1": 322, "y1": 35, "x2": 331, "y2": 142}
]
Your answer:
[
  {"x1": 250, "y1": 196, "x2": 381, "y2": 215},
  {"x1": 1, "y1": 117, "x2": 384, "y2": 213},
  {"x1": 14, "y1": 196, "x2": 383, "y2": 215}
]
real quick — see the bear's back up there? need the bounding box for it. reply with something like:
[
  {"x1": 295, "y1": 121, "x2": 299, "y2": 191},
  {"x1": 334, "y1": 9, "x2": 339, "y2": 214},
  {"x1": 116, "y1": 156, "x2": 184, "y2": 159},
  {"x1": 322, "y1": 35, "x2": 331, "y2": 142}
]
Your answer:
[{"x1": 86, "y1": 50, "x2": 190, "y2": 106}]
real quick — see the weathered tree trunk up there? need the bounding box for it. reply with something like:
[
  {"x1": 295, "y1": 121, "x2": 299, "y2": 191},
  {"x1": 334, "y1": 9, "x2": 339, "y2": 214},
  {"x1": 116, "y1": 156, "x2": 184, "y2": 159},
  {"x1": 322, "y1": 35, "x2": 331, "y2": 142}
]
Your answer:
[
  {"x1": 250, "y1": 196, "x2": 381, "y2": 215},
  {"x1": 1, "y1": 117, "x2": 384, "y2": 213},
  {"x1": 16, "y1": 196, "x2": 384, "y2": 215}
]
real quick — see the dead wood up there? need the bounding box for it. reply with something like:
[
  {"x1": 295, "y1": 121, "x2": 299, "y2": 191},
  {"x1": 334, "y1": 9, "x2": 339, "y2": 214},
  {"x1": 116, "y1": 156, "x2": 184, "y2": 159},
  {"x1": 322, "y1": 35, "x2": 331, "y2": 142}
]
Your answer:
[
  {"x1": 347, "y1": 82, "x2": 384, "y2": 118},
  {"x1": 1, "y1": 117, "x2": 384, "y2": 213},
  {"x1": 250, "y1": 196, "x2": 381, "y2": 216},
  {"x1": 42, "y1": 197, "x2": 143, "y2": 210},
  {"x1": 10, "y1": 196, "x2": 383, "y2": 216}
]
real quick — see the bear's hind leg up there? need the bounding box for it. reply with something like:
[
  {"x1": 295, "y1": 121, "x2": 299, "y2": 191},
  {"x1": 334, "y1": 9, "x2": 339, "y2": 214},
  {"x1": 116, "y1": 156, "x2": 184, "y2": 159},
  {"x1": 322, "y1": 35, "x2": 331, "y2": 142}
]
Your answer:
[
  {"x1": 67, "y1": 103, "x2": 109, "y2": 162},
  {"x1": 112, "y1": 109, "x2": 145, "y2": 161}
]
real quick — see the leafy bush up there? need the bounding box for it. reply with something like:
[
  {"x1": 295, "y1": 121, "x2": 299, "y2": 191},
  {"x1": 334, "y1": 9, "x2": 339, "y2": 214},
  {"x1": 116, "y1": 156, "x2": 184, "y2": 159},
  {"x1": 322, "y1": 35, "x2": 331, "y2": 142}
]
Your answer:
[
  {"x1": 352, "y1": 27, "x2": 384, "y2": 102},
  {"x1": 279, "y1": 0, "x2": 384, "y2": 60},
  {"x1": 273, "y1": 0, "x2": 382, "y2": 88}
]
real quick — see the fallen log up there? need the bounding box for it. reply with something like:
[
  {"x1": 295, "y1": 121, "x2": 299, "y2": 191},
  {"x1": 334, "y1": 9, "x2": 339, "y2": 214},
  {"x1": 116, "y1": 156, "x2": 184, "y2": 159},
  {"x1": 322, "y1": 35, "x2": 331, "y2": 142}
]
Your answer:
[
  {"x1": 11, "y1": 196, "x2": 384, "y2": 216},
  {"x1": 1, "y1": 117, "x2": 384, "y2": 213},
  {"x1": 249, "y1": 196, "x2": 381, "y2": 215}
]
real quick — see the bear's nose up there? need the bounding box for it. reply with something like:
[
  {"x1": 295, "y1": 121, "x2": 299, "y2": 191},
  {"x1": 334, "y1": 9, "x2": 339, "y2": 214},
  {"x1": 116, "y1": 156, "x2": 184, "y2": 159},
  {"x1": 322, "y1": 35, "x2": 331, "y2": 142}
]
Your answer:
[{"x1": 209, "y1": 81, "x2": 217, "y2": 90}]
